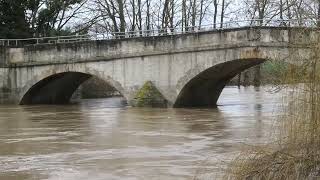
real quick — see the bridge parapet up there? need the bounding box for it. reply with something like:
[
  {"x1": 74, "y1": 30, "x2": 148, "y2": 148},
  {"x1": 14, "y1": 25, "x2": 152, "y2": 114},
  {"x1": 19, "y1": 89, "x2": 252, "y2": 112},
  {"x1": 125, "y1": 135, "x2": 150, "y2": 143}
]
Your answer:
[{"x1": 1, "y1": 27, "x2": 314, "y2": 67}]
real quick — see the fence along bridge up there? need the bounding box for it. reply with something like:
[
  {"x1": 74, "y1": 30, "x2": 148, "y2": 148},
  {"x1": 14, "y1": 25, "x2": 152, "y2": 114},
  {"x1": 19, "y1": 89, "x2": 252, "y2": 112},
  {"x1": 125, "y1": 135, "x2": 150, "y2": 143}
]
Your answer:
[{"x1": 0, "y1": 19, "x2": 314, "y2": 107}]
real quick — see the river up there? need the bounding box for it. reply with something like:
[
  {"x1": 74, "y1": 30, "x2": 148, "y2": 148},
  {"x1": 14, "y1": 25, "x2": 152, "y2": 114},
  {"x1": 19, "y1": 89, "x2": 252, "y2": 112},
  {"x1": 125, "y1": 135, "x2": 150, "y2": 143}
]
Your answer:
[{"x1": 0, "y1": 86, "x2": 282, "y2": 180}]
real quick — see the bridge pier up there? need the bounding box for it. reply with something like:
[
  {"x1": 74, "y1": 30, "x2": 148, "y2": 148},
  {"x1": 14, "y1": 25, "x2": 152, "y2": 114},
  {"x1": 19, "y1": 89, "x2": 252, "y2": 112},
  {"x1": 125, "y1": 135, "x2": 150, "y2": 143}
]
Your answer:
[{"x1": 131, "y1": 81, "x2": 168, "y2": 108}]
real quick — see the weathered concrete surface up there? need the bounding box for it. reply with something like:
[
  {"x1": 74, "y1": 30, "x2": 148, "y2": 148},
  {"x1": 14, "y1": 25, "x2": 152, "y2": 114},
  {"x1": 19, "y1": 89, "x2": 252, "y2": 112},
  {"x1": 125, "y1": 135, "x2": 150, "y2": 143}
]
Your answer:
[{"x1": 0, "y1": 27, "x2": 313, "y2": 107}]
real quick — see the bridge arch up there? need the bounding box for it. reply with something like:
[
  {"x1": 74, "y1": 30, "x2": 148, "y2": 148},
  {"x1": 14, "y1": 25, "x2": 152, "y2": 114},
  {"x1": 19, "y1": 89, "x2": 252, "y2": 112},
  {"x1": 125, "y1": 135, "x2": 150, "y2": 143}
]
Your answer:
[
  {"x1": 174, "y1": 58, "x2": 267, "y2": 108},
  {"x1": 19, "y1": 68, "x2": 127, "y2": 105}
]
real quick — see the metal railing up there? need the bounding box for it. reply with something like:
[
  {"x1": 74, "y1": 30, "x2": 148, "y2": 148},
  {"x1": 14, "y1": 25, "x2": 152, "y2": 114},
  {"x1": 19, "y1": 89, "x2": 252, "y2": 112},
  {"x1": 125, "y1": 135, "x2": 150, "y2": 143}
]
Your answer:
[{"x1": 0, "y1": 19, "x2": 317, "y2": 47}]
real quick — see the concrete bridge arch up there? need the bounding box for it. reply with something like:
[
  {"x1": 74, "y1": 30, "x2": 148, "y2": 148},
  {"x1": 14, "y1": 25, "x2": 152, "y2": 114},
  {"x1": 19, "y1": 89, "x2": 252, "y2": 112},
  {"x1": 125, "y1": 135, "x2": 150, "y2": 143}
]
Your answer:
[
  {"x1": 174, "y1": 58, "x2": 266, "y2": 107},
  {"x1": 17, "y1": 65, "x2": 128, "y2": 105}
]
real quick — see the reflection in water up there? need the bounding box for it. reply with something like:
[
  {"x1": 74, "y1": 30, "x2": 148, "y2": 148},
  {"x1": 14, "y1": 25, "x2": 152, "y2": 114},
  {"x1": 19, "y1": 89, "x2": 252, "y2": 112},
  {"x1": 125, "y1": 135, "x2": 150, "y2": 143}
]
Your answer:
[{"x1": 0, "y1": 86, "x2": 282, "y2": 180}]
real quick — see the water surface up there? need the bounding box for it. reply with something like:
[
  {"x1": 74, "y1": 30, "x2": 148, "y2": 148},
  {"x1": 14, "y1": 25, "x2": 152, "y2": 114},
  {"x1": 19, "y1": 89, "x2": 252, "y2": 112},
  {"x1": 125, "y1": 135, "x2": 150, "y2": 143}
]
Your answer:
[{"x1": 0, "y1": 86, "x2": 282, "y2": 180}]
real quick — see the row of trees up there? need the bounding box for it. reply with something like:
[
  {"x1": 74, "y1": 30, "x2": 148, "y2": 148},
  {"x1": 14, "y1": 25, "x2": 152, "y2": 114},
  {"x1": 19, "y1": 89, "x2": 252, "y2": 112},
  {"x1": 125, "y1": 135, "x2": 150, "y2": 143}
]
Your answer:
[
  {"x1": 1, "y1": 0, "x2": 320, "y2": 39},
  {"x1": 89, "y1": 0, "x2": 320, "y2": 35}
]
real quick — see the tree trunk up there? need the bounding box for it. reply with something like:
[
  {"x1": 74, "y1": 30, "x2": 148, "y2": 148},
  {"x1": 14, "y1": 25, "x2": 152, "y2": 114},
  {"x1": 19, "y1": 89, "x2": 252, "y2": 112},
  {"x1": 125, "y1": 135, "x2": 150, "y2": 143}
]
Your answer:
[
  {"x1": 105, "y1": 1, "x2": 119, "y2": 32},
  {"x1": 170, "y1": 0, "x2": 174, "y2": 30},
  {"x1": 191, "y1": 0, "x2": 197, "y2": 28},
  {"x1": 117, "y1": 0, "x2": 126, "y2": 34},
  {"x1": 199, "y1": 0, "x2": 204, "y2": 28},
  {"x1": 182, "y1": 0, "x2": 187, "y2": 31},
  {"x1": 253, "y1": 65, "x2": 262, "y2": 87},
  {"x1": 243, "y1": 71, "x2": 250, "y2": 87},
  {"x1": 213, "y1": 0, "x2": 218, "y2": 28},
  {"x1": 237, "y1": 73, "x2": 241, "y2": 88},
  {"x1": 220, "y1": 0, "x2": 225, "y2": 28},
  {"x1": 146, "y1": 0, "x2": 151, "y2": 31},
  {"x1": 137, "y1": 0, "x2": 142, "y2": 35},
  {"x1": 279, "y1": 0, "x2": 286, "y2": 26},
  {"x1": 131, "y1": 0, "x2": 136, "y2": 31},
  {"x1": 162, "y1": 0, "x2": 170, "y2": 29}
]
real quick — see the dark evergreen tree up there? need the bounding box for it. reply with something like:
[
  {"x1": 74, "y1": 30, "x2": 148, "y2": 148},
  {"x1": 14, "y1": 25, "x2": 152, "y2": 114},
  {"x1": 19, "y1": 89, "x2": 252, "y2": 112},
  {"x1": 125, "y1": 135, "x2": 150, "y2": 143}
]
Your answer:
[{"x1": 0, "y1": 0, "x2": 31, "y2": 38}]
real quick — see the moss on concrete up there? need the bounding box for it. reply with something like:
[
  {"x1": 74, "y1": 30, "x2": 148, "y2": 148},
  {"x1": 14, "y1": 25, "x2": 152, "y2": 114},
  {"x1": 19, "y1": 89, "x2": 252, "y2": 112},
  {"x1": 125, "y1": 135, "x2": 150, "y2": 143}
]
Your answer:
[{"x1": 132, "y1": 81, "x2": 167, "y2": 107}]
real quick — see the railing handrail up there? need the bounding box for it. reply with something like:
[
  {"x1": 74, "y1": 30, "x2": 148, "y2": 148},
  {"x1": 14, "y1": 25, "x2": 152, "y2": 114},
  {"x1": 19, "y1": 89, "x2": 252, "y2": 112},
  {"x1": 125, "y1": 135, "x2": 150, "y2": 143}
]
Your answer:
[{"x1": 0, "y1": 18, "x2": 317, "y2": 46}]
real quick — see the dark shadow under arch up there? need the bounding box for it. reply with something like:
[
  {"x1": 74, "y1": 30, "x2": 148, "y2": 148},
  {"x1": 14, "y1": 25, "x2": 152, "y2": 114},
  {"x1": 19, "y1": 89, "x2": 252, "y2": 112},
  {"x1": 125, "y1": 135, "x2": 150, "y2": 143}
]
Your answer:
[
  {"x1": 20, "y1": 72, "x2": 124, "y2": 105},
  {"x1": 174, "y1": 59, "x2": 266, "y2": 108}
]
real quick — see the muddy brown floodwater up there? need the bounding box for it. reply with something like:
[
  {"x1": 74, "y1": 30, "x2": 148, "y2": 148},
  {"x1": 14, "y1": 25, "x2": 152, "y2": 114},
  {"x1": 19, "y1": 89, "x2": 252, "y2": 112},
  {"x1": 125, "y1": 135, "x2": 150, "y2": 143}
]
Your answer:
[{"x1": 0, "y1": 86, "x2": 282, "y2": 180}]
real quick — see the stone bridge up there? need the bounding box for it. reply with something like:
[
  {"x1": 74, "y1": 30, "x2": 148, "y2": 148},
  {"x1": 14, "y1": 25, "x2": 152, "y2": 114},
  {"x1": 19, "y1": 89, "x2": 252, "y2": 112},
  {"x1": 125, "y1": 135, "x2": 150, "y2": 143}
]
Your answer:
[{"x1": 0, "y1": 27, "x2": 312, "y2": 107}]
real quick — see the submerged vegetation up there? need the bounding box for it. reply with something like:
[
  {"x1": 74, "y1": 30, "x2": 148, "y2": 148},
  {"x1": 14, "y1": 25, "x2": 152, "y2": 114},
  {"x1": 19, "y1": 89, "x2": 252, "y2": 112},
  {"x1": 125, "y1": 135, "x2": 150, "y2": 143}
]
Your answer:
[{"x1": 225, "y1": 30, "x2": 320, "y2": 179}]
